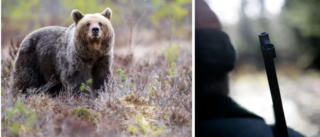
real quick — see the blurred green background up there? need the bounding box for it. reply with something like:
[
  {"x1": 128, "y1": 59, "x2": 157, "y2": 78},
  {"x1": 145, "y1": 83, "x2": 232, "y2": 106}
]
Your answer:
[
  {"x1": 1, "y1": 0, "x2": 192, "y2": 48},
  {"x1": 206, "y1": 0, "x2": 320, "y2": 136},
  {"x1": 208, "y1": 0, "x2": 320, "y2": 70}
]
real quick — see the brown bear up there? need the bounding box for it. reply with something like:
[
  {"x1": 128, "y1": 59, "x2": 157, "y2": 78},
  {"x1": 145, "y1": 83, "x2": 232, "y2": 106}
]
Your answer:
[{"x1": 11, "y1": 8, "x2": 115, "y2": 95}]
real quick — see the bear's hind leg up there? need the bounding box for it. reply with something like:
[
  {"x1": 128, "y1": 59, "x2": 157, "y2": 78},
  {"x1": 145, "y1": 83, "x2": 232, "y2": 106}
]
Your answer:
[{"x1": 11, "y1": 45, "x2": 44, "y2": 93}]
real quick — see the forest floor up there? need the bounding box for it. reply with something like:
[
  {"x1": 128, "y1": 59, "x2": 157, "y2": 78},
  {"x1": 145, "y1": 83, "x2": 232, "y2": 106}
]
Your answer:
[{"x1": 1, "y1": 40, "x2": 192, "y2": 137}]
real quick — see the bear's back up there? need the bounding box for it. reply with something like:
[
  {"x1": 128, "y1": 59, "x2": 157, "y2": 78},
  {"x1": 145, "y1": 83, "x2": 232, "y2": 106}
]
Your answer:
[
  {"x1": 27, "y1": 26, "x2": 68, "y2": 40},
  {"x1": 20, "y1": 26, "x2": 69, "y2": 53},
  {"x1": 17, "y1": 26, "x2": 71, "y2": 83}
]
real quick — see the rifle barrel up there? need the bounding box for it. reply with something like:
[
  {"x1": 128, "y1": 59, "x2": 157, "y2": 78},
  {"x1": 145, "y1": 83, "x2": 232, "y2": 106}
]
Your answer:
[{"x1": 258, "y1": 32, "x2": 289, "y2": 137}]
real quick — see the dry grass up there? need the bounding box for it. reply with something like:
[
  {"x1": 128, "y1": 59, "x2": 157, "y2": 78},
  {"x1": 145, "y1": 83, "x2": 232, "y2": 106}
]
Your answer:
[{"x1": 1, "y1": 39, "x2": 192, "y2": 137}]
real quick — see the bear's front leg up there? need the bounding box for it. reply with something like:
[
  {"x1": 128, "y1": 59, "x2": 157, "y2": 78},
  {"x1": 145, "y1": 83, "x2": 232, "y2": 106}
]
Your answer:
[
  {"x1": 61, "y1": 69, "x2": 92, "y2": 95},
  {"x1": 92, "y1": 55, "x2": 112, "y2": 91}
]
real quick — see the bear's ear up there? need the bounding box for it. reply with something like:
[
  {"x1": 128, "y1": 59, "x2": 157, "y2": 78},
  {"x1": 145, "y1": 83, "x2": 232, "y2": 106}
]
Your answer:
[
  {"x1": 101, "y1": 8, "x2": 112, "y2": 20},
  {"x1": 72, "y1": 9, "x2": 84, "y2": 24}
]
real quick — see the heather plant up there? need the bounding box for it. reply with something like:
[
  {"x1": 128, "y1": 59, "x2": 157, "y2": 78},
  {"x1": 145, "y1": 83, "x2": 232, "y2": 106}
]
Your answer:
[
  {"x1": 72, "y1": 107, "x2": 101, "y2": 124},
  {"x1": 4, "y1": 101, "x2": 37, "y2": 134}
]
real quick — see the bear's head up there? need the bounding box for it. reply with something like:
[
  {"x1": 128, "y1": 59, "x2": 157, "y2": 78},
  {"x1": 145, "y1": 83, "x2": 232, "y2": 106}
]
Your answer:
[{"x1": 71, "y1": 8, "x2": 114, "y2": 58}]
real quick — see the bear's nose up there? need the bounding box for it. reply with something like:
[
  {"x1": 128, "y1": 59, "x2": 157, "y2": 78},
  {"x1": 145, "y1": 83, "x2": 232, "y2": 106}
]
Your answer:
[{"x1": 92, "y1": 27, "x2": 99, "y2": 35}]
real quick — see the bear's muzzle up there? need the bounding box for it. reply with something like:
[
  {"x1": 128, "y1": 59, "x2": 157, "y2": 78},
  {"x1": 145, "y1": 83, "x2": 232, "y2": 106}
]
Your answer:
[{"x1": 92, "y1": 27, "x2": 99, "y2": 36}]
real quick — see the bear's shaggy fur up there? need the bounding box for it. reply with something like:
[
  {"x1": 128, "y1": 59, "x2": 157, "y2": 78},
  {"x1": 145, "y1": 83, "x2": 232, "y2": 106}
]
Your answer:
[{"x1": 11, "y1": 8, "x2": 115, "y2": 94}]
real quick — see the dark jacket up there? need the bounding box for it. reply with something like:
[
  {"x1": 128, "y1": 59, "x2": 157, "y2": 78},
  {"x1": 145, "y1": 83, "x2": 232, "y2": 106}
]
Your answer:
[{"x1": 196, "y1": 93, "x2": 305, "y2": 137}]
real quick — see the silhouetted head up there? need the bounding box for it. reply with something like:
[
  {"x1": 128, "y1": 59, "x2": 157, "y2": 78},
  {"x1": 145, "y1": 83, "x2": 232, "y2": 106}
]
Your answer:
[
  {"x1": 195, "y1": 0, "x2": 221, "y2": 29},
  {"x1": 195, "y1": 0, "x2": 236, "y2": 95}
]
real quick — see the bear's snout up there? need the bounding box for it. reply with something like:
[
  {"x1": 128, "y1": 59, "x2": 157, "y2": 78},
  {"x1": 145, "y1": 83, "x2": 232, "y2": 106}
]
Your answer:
[{"x1": 92, "y1": 27, "x2": 99, "y2": 36}]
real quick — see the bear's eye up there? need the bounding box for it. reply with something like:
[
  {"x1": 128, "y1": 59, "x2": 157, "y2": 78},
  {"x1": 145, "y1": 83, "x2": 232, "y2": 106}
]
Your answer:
[
  {"x1": 86, "y1": 23, "x2": 90, "y2": 27},
  {"x1": 99, "y1": 22, "x2": 102, "y2": 27}
]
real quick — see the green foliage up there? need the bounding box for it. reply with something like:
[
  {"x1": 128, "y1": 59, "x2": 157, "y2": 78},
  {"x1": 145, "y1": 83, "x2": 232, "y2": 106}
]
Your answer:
[
  {"x1": 282, "y1": 0, "x2": 320, "y2": 68},
  {"x1": 117, "y1": 68, "x2": 128, "y2": 79},
  {"x1": 151, "y1": 0, "x2": 191, "y2": 25},
  {"x1": 62, "y1": 0, "x2": 106, "y2": 13},
  {"x1": 168, "y1": 62, "x2": 176, "y2": 76},
  {"x1": 164, "y1": 43, "x2": 179, "y2": 76},
  {"x1": 129, "y1": 115, "x2": 165, "y2": 136},
  {"x1": 136, "y1": 115, "x2": 150, "y2": 134},
  {"x1": 164, "y1": 80, "x2": 169, "y2": 85},
  {"x1": 80, "y1": 79, "x2": 92, "y2": 91},
  {"x1": 151, "y1": 0, "x2": 191, "y2": 36},
  {"x1": 164, "y1": 43, "x2": 179, "y2": 63},
  {"x1": 2, "y1": 0, "x2": 40, "y2": 19},
  {"x1": 61, "y1": 0, "x2": 120, "y2": 23},
  {"x1": 2, "y1": 60, "x2": 15, "y2": 79},
  {"x1": 2, "y1": 0, "x2": 41, "y2": 31},
  {"x1": 127, "y1": 125, "x2": 138, "y2": 135},
  {"x1": 72, "y1": 107, "x2": 101, "y2": 124},
  {"x1": 79, "y1": 83, "x2": 88, "y2": 91},
  {"x1": 1, "y1": 0, "x2": 120, "y2": 32},
  {"x1": 86, "y1": 79, "x2": 93, "y2": 84},
  {"x1": 8, "y1": 123, "x2": 21, "y2": 134},
  {"x1": 5, "y1": 101, "x2": 37, "y2": 134},
  {"x1": 284, "y1": 0, "x2": 320, "y2": 37},
  {"x1": 149, "y1": 83, "x2": 155, "y2": 102},
  {"x1": 72, "y1": 107, "x2": 91, "y2": 120},
  {"x1": 152, "y1": 126, "x2": 166, "y2": 137}
]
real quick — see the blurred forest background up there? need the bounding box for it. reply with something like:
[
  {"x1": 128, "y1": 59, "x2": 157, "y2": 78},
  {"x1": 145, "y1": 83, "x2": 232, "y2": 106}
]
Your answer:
[
  {"x1": 2, "y1": 0, "x2": 191, "y2": 48},
  {"x1": 207, "y1": 0, "x2": 320, "y2": 136},
  {"x1": 2, "y1": 0, "x2": 192, "y2": 136}
]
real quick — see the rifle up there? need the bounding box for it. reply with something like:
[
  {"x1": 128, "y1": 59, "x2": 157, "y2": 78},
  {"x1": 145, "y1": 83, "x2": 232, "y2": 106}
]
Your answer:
[{"x1": 258, "y1": 32, "x2": 289, "y2": 137}]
